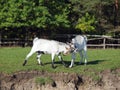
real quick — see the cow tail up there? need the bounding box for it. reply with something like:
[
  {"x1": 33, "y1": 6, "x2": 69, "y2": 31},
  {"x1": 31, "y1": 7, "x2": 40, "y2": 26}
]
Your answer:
[{"x1": 33, "y1": 37, "x2": 38, "y2": 44}]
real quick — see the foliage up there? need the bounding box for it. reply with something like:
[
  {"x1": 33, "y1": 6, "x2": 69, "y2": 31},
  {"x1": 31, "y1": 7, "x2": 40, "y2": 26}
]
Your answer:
[
  {"x1": 0, "y1": 0, "x2": 70, "y2": 29},
  {"x1": 69, "y1": 0, "x2": 119, "y2": 35},
  {"x1": 0, "y1": 0, "x2": 120, "y2": 38},
  {"x1": 75, "y1": 13, "x2": 97, "y2": 33}
]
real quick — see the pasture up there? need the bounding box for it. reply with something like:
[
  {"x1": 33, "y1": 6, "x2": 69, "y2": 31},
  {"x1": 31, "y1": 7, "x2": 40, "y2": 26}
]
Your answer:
[{"x1": 0, "y1": 47, "x2": 120, "y2": 74}]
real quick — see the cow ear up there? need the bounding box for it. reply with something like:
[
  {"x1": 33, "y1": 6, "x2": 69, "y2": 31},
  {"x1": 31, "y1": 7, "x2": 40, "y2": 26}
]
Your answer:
[
  {"x1": 65, "y1": 47, "x2": 69, "y2": 50},
  {"x1": 66, "y1": 42, "x2": 70, "y2": 45}
]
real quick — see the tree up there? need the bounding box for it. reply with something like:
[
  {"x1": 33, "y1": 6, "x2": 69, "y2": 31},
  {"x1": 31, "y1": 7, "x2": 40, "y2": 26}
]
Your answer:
[
  {"x1": 0, "y1": 0, "x2": 120, "y2": 39},
  {"x1": 69, "y1": 0, "x2": 120, "y2": 35},
  {"x1": 75, "y1": 13, "x2": 97, "y2": 33},
  {"x1": 43, "y1": 0, "x2": 70, "y2": 29},
  {"x1": 0, "y1": 0, "x2": 71, "y2": 39}
]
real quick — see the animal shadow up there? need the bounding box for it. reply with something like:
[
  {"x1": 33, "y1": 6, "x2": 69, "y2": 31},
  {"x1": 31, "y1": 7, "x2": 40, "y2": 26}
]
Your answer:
[
  {"x1": 87, "y1": 60, "x2": 105, "y2": 65},
  {"x1": 42, "y1": 59, "x2": 106, "y2": 67},
  {"x1": 44, "y1": 61, "x2": 70, "y2": 67},
  {"x1": 75, "y1": 60, "x2": 105, "y2": 65}
]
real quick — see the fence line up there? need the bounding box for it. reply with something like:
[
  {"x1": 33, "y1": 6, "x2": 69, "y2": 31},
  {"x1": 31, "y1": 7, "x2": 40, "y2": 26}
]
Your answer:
[
  {"x1": 0, "y1": 36, "x2": 120, "y2": 49},
  {"x1": 87, "y1": 37, "x2": 120, "y2": 49}
]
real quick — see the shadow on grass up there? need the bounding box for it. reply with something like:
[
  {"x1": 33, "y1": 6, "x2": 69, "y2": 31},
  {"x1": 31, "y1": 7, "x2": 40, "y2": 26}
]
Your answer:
[
  {"x1": 44, "y1": 60, "x2": 105, "y2": 66},
  {"x1": 87, "y1": 60, "x2": 105, "y2": 65},
  {"x1": 24, "y1": 60, "x2": 105, "y2": 68}
]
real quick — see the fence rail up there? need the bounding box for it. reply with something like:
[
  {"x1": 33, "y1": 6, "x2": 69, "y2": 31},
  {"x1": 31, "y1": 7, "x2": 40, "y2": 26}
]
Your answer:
[
  {"x1": 87, "y1": 37, "x2": 120, "y2": 49},
  {"x1": 0, "y1": 35, "x2": 120, "y2": 49},
  {"x1": 0, "y1": 39, "x2": 32, "y2": 47}
]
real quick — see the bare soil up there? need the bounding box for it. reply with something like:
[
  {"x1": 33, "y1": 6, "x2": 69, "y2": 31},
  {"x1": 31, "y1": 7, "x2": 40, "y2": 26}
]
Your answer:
[{"x1": 0, "y1": 69, "x2": 120, "y2": 90}]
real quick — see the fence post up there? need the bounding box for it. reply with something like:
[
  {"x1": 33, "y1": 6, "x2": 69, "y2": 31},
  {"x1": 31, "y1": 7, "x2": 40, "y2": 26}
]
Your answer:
[{"x1": 103, "y1": 37, "x2": 106, "y2": 49}]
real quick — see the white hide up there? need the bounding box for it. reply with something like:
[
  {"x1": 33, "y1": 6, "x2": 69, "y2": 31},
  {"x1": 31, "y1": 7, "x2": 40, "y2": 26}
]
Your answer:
[
  {"x1": 31, "y1": 38, "x2": 69, "y2": 55},
  {"x1": 23, "y1": 38, "x2": 70, "y2": 68},
  {"x1": 69, "y1": 35, "x2": 87, "y2": 68}
]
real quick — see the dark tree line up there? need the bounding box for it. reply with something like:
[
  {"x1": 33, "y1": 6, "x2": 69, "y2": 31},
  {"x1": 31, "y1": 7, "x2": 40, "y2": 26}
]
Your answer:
[{"x1": 0, "y1": 0, "x2": 120, "y2": 40}]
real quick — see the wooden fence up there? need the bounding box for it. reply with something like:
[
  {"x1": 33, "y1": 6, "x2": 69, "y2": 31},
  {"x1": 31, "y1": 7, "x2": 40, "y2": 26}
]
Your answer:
[
  {"x1": 0, "y1": 35, "x2": 120, "y2": 49},
  {"x1": 0, "y1": 39, "x2": 32, "y2": 47},
  {"x1": 87, "y1": 37, "x2": 120, "y2": 49}
]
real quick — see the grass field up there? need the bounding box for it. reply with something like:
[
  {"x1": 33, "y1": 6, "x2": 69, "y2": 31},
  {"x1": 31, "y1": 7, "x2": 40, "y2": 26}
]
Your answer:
[{"x1": 0, "y1": 47, "x2": 120, "y2": 74}]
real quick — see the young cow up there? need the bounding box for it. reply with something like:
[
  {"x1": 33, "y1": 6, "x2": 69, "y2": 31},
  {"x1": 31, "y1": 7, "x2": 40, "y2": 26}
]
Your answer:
[
  {"x1": 23, "y1": 37, "x2": 72, "y2": 68},
  {"x1": 69, "y1": 35, "x2": 87, "y2": 68}
]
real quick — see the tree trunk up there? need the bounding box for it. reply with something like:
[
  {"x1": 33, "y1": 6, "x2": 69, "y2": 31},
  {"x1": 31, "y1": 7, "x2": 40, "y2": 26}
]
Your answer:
[{"x1": 114, "y1": 0, "x2": 118, "y2": 28}]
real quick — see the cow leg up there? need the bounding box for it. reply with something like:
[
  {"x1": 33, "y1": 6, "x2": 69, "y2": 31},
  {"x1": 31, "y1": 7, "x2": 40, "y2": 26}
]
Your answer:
[
  {"x1": 58, "y1": 55, "x2": 66, "y2": 67},
  {"x1": 51, "y1": 53, "x2": 55, "y2": 68},
  {"x1": 79, "y1": 51, "x2": 83, "y2": 64},
  {"x1": 23, "y1": 51, "x2": 35, "y2": 66},
  {"x1": 36, "y1": 52, "x2": 43, "y2": 65},
  {"x1": 69, "y1": 52, "x2": 76, "y2": 68},
  {"x1": 83, "y1": 49, "x2": 87, "y2": 65}
]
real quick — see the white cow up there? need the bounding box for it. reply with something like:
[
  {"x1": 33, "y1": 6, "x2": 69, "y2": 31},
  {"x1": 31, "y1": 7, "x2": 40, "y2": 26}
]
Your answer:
[
  {"x1": 69, "y1": 35, "x2": 87, "y2": 68},
  {"x1": 23, "y1": 37, "x2": 72, "y2": 68}
]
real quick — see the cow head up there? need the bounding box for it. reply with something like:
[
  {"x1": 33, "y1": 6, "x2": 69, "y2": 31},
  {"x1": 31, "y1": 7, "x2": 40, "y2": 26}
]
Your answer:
[{"x1": 63, "y1": 43, "x2": 75, "y2": 55}]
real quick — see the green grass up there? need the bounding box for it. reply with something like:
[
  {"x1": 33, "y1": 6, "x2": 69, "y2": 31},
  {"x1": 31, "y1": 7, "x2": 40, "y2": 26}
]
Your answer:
[
  {"x1": 35, "y1": 77, "x2": 54, "y2": 85},
  {"x1": 0, "y1": 47, "x2": 120, "y2": 74}
]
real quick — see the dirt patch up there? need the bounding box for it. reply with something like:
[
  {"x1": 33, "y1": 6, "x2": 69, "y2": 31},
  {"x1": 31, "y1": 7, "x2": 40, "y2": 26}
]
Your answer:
[{"x1": 0, "y1": 69, "x2": 120, "y2": 90}]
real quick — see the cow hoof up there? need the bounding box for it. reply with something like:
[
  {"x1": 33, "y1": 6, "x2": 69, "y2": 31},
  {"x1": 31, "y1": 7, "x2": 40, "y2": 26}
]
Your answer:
[
  {"x1": 64, "y1": 64, "x2": 69, "y2": 68},
  {"x1": 52, "y1": 66, "x2": 57, "y2": 69},
  {"x1": 69, "y1": 65, "x2": 73, "y2": 68},
  {"x1": 23, "y1": 60, "x2": 27, "y2": 66}
]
